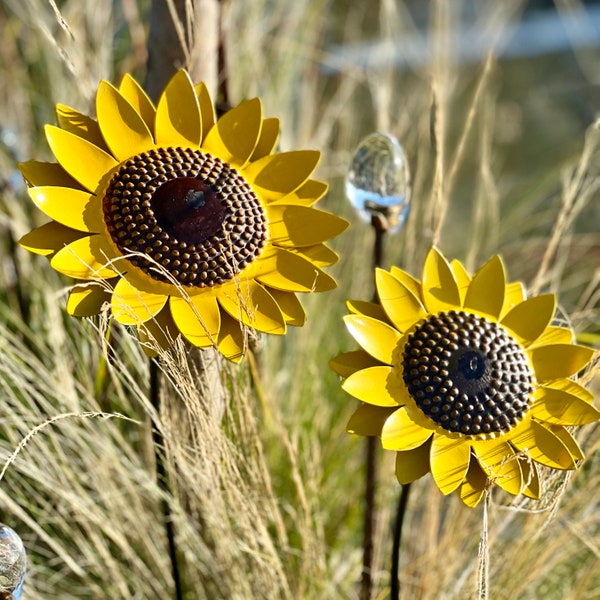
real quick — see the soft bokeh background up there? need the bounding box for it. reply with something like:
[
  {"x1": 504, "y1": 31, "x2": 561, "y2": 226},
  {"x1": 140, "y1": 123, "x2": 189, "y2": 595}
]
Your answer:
[{"x1": 0, "y1": 0, "x2": 598, "y2": 598}]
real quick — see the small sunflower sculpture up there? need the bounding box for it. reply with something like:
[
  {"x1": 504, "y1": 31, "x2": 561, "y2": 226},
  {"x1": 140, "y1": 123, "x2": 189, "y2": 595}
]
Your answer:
[
  {"x1": 331, "y1": 247, "x2": 598, "y2": 506},
  {"x1": 19, "y1": 70, "x2": 348, "y2": 361}
]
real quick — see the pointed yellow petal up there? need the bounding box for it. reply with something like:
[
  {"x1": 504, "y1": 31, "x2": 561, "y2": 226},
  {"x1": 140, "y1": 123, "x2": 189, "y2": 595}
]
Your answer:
[
  {"x1": 250, "y1": 117, "x2": 279, "y2": 161},
  {"x1": 530, "y1": 326, "x2": 573, "y2": 347},
  {"x1": 155, "y1": 70, "x2": 201, "y2": 147},
  {"x1": 50, "y1": 236, "x2": 117, "y2": 279},
  {"x1": 217, "y1": 310, "x2": 246, "y2": 363},
  {"x1": 218, "y1": 279, "x2": 286, "y2": 335},
  {"x1": 28, "y1": 186, "x2": 92, "y2": 232},
  {"x1": 473, "y1": 438, "x2": 523, "y2": 495},
  {"x1": 501, "y1": 294, "x2": 556, "y2": 345},
  {"x1": 96, "y1": 81, "x2": 155, "y2": 160},
  {"x1": 389, "y1": 266, "x2": 422, "y2": 300},
  {"x1": 529, "y1": 344, "x2": 594, "y2": 380},
  {"x1": 329, "y1": 350, "x2": 380, "y2": 378},
  {"x1": 275, "y1": 179, "x2": 328, "y2": 207},
  {"x1": 45, "y1": 125, "x2": 118, "y2": 193},
  {"x1": 375, "y1": 268, "x2": 427, "y2": 332},
  {"x1": 195, "y1": 82, "x2": 215, "y2": 142},
  {"x1": 19, "y1": 222, "x2": 82, "y2": 256},
  {"x1": 138, "y1": 306, "x2": 179, "y2": 356},
  {"x1": 347, "y1": 300, "x2": 389, "y2": 322},
  {"x1": 548, "y1": 425, "x2": 584, "y2": 461},
  {"x1": 510, "y1": 420, "x2": 577, "y2": 469},
  {"x1": 294, "y1": 244, "x2": 339, "y2": 267},
  {"x1": 519, "y1": 458, "x2": 540, "y2": 499},
  {"x1": 66, "y1": 281, "x2": 111, "y2": 316},
  {"x1": 170, "y1": 294, "x2": 221, "y2": 347},
  {"x1": 347, "y1": 405, "x2": 396, "y2": 436},
  {"x1": 203, "y1": 98, "x2": 262, "y2": 167},
  {"x1": 119, "y1": 73, "x2": 156, "y2": 131},
  {"x1": 266, "y1": 288, "x2": 305, "y2": 326},
  {"x1": 19, "y1": 160, "x2": 81, "y2": 188},
  {"x1": 243, "y1": 150, "x2": 320, "y2": 202},
  {"x1": 542, "y1": 378, "x2": 594, "y2": 403},
  {"x1": 342, "y1": 366, "x2": 398, "y2": 406},
  {"x1": 459, "y1": 457, "x2": 488, "y2": 507},
  {"x1": 111, "y1": 277, "x2": 167, "y2": 325},
  {"x1": 422, "y1": 247, "x2": 461, "y2": 312},
  {"x1": 395, "y1": 439, "x2": 432, "y2": 484},
  {"x1": 344, "y1": 314, "x2": 401, "y2": 364},
  {"x1": 463, "y1": 255, "x2": 506, "y2": 319},
  {"x1": 381, "y1": 406, "x2": 433, "y2": 450},
  {"x1": 56, "y1": 104, "x2": 107, "y2": 149},
  {"x1": 266, "y1": 204, "x2": 349, "y2": 247},
  {"x1": 430, "y1": 435, "x2": 471, "y2": 495},
  {"x1": 450, "y1": 259, "x2": 471, "y2": 302},
  {"x1": 531, "y1": 384, "x2": 600, "y2": 425},
  {"x1": 502, "y1": 281, "x2": 526, "y2": 315},
  {"x1": 256, "y1": 247, "x2": 336, "y2": 292}
]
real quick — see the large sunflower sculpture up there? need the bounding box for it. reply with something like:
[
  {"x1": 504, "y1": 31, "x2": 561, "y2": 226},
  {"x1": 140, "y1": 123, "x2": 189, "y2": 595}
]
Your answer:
[
  {"x1": 331, "y1": 247, "x2": 598, "y2": 506},
  {"x1": 19, "y1": 70, "x2": 348, "y2": 361}
]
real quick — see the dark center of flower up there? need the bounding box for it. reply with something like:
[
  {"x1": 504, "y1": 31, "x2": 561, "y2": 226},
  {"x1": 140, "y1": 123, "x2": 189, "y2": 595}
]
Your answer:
[
  {"x1": 402, "y1": 310, "x2": 534, "y2": 437},
  {"x1": 102, "y1": 147, "x2": 268, "y2": 287}
]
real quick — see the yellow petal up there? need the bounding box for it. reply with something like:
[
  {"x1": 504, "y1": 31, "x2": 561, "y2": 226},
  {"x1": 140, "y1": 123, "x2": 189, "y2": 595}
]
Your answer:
[
  {"x1": 528, "y1": 344, "x2": 595, "y2": 380},
  {"x1": 266, "y1": 204, "x2": 349, "y2": 247},
  {"x1": 170, "y1": 294, "x2": 221, "y2": 347},
  {"x1": 459, "y1": 457, "x2": 488, "y2": 507},
  {"x1": 501, "y1": 294, "x2": 556, "y2": 345},
  {"x1": 111, "y1": 277, "x2": 168, "y2": 325},
  {"x1": 381, "y1": 406, "x2": 433, "y2": 450},
  {"x1": 195, "y1": 82, "x2": 215, "y2": 142},
  {"x1": 510, "y1": 420, "x2": 577, "y2": 469},
  {"x1": 463, "y1": 255, "x2": 506, "y2": 319},
  {"x1": 19, "y1": 222, "x2": 82, "y2": 256},
  {"x1": 275, "y1": 179, "x2": 328, "y2": 207},
  {"x1": 375, "y1": 268, "x2": 427, "y2": 332},
  {"x1": 28, "y1": 186, "x2": 92, "y2": 232},
  {"x1": 502, "y1": 281, "x2": 525, "y2": 315},
  {"x1": 519, "y1": 458, "x2": 540, "y2": 499},
  {"x1": 347, "y1": 404, "x2": 396, "y2": 436},
  {"x1": 422, "y1": 247, "x2": 461, "y2": 312},
  {"x1": 329, "y1": 350, "x2": 380, "y2": 378},
  {"x1": 250, "y1": 117, "x2": 279, "y2": 161},
  {"x1": 96, "y1": 81, "x2": 155, "y2": 161},
  {"x1": 531, "y1": 384, "x2": 600, "y2": 425},
  {"x1": 217, "y1": 310, "x2": 246, "y2": 363},
  {"x1": 395, "y1": 439, "x2": 432, "y2": 484},
  {"x1": 430, "y1": 435, "x2": 471, "y2": 494},
  {"x1": 66, "y1": 281, "x2": 111, "y2": 316},
  {"x1": 120, "y1": 73, "x2": 156, "y2": 131},
  {"x1": 347, "y1": 300, "x2": 389, "y2": 322},
  {"x1": 294, "y1": 244, "x2": 339, "y2": 267},
  {"x1": 344, "y1": 314, "x2": 401, "y2": 364},
  {"x1": 389, "y1": 266, "x2": 422, "y2": 300},
  {"x1": 155, "y1": 70, "x2": 201, "y2": 147},
  {"x1": 218, "y1": 279, "x2": 286, "y2": 335},
  {"x1": 341, "y1": 366, "x2": 398, "y2": 406},
  {"x1": 243, "y1": 150, "x2": 320, "y2": 202},
  {"x1": 256, "y1": 247, "x2": 336, "y2": 292},
  {"x1": 45, "y1": 125, "x2": 118, "y2": 193},
  {"x1": 266, "y1": 288, "x2": 305, "y2": 326},
  {"x1": 19, "y1": 160, "x2": 80, "y2": 188},
  {"x1": 542, "y1": 378, "x2": 594, "y2": 403},
  {"x1": 548, "y1": 425, "x2": 584, "y2": 461},
  {"x1": 138, "y1": 306, "x2": 179, "y2": 356},
  {"x1": 450, "y1": 258, "x2": 471, "y2": 302},
  {"x1": 56, "y1": 104, "x2": 107, "y2": 149},
  {"x1": 203, "y1": 98, "x2": 262, "y2": 167},
  {"x1": 50, "y1": 236, "x2": 117, "y2": 279},
  {"x1": 473, "y1": 438, "x2": 523, "y2": 495},
  {"x1": 530, "y1": 325, "x2": 573, "y2": 347}
]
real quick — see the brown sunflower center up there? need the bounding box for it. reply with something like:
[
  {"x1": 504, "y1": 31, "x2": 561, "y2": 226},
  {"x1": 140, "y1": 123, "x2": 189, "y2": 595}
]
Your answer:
[
  {"x1": 402, "y1": 310, "x2": 534, "y2": 437},
  {"x1": 102, "y1": 147, "x2": 268, "y2": 287}
]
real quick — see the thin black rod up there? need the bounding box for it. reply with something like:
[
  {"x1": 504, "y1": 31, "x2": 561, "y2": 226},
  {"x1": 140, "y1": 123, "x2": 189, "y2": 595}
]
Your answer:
[
  {"x1": 390, "y1": 483, "x2": 411, "y2": 600},
  {"x1": 150, "y1": 358, "x2": 183, "y2": 600}
]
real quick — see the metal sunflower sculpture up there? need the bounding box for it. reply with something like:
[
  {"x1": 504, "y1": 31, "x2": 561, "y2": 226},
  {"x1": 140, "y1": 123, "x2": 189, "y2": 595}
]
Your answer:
[
  {"x1": 19, "y1": 70, "x2": 348, "y2": 361},
  {"x1": 332, "y1": 247, "x2": 598, "y2": 506}
]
